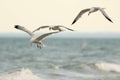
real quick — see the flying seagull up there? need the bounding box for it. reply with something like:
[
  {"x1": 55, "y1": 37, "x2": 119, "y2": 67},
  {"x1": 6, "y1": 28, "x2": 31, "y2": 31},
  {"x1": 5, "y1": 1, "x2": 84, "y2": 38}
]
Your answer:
[
  {"x1": 32, "y1": 25, "x2": 74, "y2": 33},
  {"x1": 72, "y1": 7, "x2": 113, "y2": 25},
  {"x1": 14, "y1": 25, "x2": 60, "y2": 48}
]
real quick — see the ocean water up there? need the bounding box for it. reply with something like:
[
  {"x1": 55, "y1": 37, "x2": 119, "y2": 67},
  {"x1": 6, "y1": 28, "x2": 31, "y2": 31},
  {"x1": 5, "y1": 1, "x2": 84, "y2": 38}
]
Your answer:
[{"x1": 0, "y1": 37, "x2": 120, "y2": 80}]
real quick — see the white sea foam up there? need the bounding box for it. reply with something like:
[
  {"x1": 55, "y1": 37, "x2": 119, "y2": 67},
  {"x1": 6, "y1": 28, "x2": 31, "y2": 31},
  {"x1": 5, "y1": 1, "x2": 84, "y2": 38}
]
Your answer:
[
  {"x1": 0, "y1": 68, "x2": 42, "y2": 80},
  {"x1": 95, "y1": 62, "x2": 120, "y2": 72}
]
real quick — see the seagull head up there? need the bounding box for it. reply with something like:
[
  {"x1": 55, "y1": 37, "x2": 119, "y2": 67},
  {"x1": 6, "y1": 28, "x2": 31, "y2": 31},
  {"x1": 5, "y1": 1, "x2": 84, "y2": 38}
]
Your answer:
[
  {"x1": 88, "y1": 12, "x2": 91, "y2": 16},
  {"x1": 49, "y1": 27, "x2": 52, "y2": 30}
]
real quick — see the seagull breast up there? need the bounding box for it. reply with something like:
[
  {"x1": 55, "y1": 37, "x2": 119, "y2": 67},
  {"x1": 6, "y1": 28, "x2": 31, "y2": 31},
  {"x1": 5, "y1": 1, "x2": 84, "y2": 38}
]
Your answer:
[
  {"x1": 90, "y1": 7, "x2": 99, "y2": 13},
  {"x1": 30, "y1": 37, "x2": 37, "y2": 43}
]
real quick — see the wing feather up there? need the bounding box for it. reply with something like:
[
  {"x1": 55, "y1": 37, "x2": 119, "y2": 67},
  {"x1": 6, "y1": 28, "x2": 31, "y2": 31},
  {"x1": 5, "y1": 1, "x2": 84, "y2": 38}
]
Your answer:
[
  {"x1": 99, "y1": 9, "x2": 113, "y2": 23},
  {"x1": 15, "y1": 25, "x2": 34, "y2": 37},
  {"x1": 32, "y1": 26, "x2": 50, "y2": 32},
  {"x1": 72, "y1": 8, "x2": 90, "y2": 25},
  {"x1": 35, "y1": 31, "x2": 60, "y2": 41},
  {"x1": 60, "y1": 26, "x2": 74, "y2": 31}
]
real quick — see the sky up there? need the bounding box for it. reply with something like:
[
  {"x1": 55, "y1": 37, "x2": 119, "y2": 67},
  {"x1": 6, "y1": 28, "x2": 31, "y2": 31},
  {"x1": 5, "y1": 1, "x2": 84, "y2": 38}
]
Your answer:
[{"x1": 0, "y1": 0, "x2": 120, "y2": 33}]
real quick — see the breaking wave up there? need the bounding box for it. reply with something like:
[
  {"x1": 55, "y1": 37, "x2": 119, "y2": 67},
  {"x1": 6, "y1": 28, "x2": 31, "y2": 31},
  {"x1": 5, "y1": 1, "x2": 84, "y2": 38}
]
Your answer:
[
  {"x1": 0, "y1": 68, "x2": 43, "y2": 80},
  {"x1": 95, "y1": 62, "x2": 120, "y2": 72}
]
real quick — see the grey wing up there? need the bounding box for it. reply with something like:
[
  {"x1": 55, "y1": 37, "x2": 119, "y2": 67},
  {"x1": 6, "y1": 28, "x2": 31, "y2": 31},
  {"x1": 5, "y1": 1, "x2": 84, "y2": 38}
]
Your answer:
[
  {"x1": 14, "y1": 25, "x2": 34, "y2": 37},
  {"x1": 36, "y1": 31, "x2": 60, "y2": 41},
  {"x1": 71, "y1": 8, "x2": 90, "y2": 25},
  {"x1": 60, "y1": 26, "x2": 74, "y2": 31},
  {"x1": 99, "y1": 9, "x2": 113, "y2": 23},
  {"x1": 32, "y1": 26, "x2": 50, "y2": 32}
]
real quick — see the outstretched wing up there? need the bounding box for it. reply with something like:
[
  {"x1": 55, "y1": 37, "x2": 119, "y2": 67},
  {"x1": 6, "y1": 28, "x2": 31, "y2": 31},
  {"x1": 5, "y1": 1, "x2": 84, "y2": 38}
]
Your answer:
[
  {"x1": 99, "y1": 9, "x2": 113, "y2": 23},
  {"x1": 14, "y1": 25, "x2": 34, "y2": 37},
  {"x1": 32, "y1": 26, "x2": 50, "y2": 32},
  {"x1": 60, "y1": 26, "x2": 74, "y2": 31},
  {"x1": 35, "y1": 31, "x2": 60, "y2": 41},
  {"x1": 72, "y1": 8, "x2": 90, "y2": 25}
]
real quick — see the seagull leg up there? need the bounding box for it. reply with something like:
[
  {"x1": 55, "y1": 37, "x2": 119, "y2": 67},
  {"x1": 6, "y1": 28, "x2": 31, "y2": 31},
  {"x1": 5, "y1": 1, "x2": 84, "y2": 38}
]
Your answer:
[
  {"x1": 37, "y1": 43, "x2": 42, "y2": 49},
  {"x1": 39, "y1": 46, "x2": 41, "y2": 49}
]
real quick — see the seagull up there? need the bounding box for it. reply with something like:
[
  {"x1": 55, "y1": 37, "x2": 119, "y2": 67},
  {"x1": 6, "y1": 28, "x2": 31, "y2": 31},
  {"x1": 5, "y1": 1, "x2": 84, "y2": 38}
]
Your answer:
[
  {"x1": 32, "y1": 25, "x2": 74, "y2": 33},
  {"x1": 72, "y1": 7, "x2": 113, "y2": 25},
  {"x1": 14, "y1": 25, "x2": 60, "y2": 48}
]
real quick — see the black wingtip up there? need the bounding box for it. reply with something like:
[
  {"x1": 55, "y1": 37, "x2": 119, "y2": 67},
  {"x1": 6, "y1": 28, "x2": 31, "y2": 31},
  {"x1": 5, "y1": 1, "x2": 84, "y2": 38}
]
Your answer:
[
  {"x1": 111, "y1": 20, "x2": 113, "y2": 23},
  {"x1": 104, "y1": 16, "x2": 113, "y2": 23},
  {"x1": 109, "y1": 19, "x2": 113, "y2": 23},
  {"x1": 14, "y1": 25, "x2": 19, "y2": 28},
  {"x1": 71, "y1": 20, "x2": 76, "y2": 25}
]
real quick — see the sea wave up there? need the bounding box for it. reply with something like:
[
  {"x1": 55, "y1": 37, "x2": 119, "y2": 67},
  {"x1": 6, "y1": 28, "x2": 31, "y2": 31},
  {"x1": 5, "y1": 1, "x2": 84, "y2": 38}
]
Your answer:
[
  {"x1": 0, "y1": 68, "x2": 42, "y2": 80},
  {"x1": 95, "y1": 62, "x2": 120, "y2": 72}
]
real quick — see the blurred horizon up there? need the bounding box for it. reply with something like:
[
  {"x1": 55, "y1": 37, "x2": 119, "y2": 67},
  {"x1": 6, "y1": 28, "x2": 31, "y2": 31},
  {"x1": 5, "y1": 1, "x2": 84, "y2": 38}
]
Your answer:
[{"x1": 1, "y1": 32, "x2": 120, "y2": 38}]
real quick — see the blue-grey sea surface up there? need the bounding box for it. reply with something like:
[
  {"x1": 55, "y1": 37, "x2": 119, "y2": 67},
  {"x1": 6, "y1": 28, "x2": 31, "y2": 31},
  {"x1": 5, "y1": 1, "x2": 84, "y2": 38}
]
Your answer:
[{"x1": 0, "y1": 37, "x2": 120, "y2": 80}]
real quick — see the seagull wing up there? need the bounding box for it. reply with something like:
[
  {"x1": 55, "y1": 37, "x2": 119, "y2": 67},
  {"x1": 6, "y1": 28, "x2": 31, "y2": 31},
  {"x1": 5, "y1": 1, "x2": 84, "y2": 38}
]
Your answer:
[
  {"x1": 99, "y1": 9, "x2": 113, "y2": 23},
  {"x1": 72, "y1": 8, "x2": 90, "y2": 25},
  {"x1": 35, "y1": 31, "x2": 60, "y2": 41},
  {"x1": 14, "y1": 25, "x2": 34, "y2": 37},
  {"x1": 32, "y1": 26, "x2": 50, "y2": 32},
  {"x1": 60, "y1": 26, "x2": 74, "y2": 31}
]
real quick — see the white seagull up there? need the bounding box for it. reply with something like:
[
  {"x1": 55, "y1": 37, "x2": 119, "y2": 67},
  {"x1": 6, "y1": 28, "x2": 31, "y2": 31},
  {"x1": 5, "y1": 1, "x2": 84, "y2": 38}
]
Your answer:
[
  {"x1": 14, "y1": 25, "x2": 60, "y2": 48},
  {"x1": 72, "y1": 7, "x2": 113, "y2": 25},
  {"x1": 32, "y1": 25, "x2": 74, "y2": 33}
]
